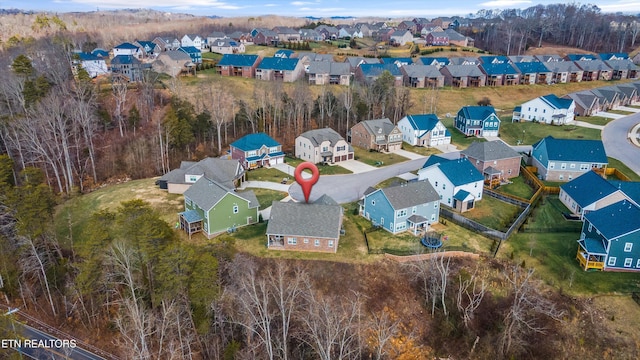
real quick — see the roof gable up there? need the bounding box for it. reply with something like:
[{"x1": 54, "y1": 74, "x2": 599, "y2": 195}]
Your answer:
[
  {"x1": 459, "y1": 106, "x2": 497, "y2": 121},
  {"x1": 560, "y1": 171, "x2": 619, "y2": 207},
  {"x1": 218, "y1": 54, "x2": 259, "y2": 67},
  {"x1": 403, "y1": 114, "x2": 440, "y2": 131},
  {"x1": 540, "y1": 94, "x2": 574, "y2": 110},
  {"x1": 298, "y1": 128, "x2": 345, "y2": 147},
  {"x1": 231, "y1": 132, "x2": 280, "y2": 151},
  {"x1": 380, "y1": 180, "x2": 440, "y2": 210},
  {"x1": 258, "y1": 57, "x2": 300, "y2": 71},
  {"x1": 422, "y1": 155, "x2": 483, "y2": 186},
  {"x1": 461, "y1": 140, "x2": 521, "y2": 162},
  {"x1": 533, "y1": 136, "x2": 608, "y2": 163},
  {"x1": 584, "y1": 201, "x2": 640, "y2": 240}
]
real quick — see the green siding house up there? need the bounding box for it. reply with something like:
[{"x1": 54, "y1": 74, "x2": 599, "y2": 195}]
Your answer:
[{"x1": 179, "y1": 177, "x2": 259, "y2": 238}]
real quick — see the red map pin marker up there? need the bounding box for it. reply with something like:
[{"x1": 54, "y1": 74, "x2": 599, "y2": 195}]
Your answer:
[{"x1": 294, "y1": 162, "x2": 320, "y2": 203}]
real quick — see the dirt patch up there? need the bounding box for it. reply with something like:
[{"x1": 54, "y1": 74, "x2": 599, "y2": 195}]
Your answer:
[{"x1": 525, "y1": 43, "x2": 594, "y2": 57}]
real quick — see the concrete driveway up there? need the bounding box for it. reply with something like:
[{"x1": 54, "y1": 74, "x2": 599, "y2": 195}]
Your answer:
[
  {"x1": 394, "y1": 148, "x2": 426, "y2": 160},
  {"x1": 335, "y1": 159, "x2": 378, "y2": 173},
  {"x1": 594, "y1": 111, "x2": 625, "y2": 119}
]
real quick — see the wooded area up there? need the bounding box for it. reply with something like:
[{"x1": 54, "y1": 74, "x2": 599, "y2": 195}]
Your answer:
[{"x1": 0, "y1": 3, "x2": 639, "y2": 359}]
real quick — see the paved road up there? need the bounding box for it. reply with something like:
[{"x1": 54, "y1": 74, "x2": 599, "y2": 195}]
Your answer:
[{"x1": 602, "y1": 112, "x2": 640, "y2": 176}]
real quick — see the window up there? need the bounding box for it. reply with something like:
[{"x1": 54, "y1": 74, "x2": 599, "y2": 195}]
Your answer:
[
  {"x1": 371, "y1": 200, "x2": 375, "y2": 206},
  {"x1": 247, "y1": 150, "x2": 257, "y2": 157},
  {"x1": 304, "y1": 238, "x2": 309, "y2": 244},
  {"x1": 397, "y1": 209, "x2": 407, "y2": 217},
  {"x1": 396, "y1": 222, "x2": 406, "y2": 231},
  {"x1": 434, "y1": 202, "x2": 438, "y2": 209},
  {"x1": 508, "y1": 169, "x2": 512, "y2": 175},
  {"x1": 624, "y1": 243, "x2": 633, "y2": 252},
  {"x1": 328, "y1": 240, "x2": 334, "y2": 247},
  {"x1": 233, "y1": 205, "x2": 239, "y2": 214},
  {"x1": 559, "y1": 175, "x2": 564, "y2": 180},
  {"x1": 636, "y1": 259, "x2": 640, "y2": 268},
  {"x1": 380, "y1": 217, "x2": 384, "y2": 225},
  {"x1": 287, "y1": 237, "x2": 297, "y2": 245},
  {"x1": 588, "y1": 223, "x2": 593, "y2": 232},
  {"x1": 315, "y1": 239, "x2": 320, "y2": 246},
  {"x1": 560, "y1": 163, "x2": 567, "y2": 169},
  {"x1": 447, "y1": 198, "x2": 451, "y2": 204},
  {"x1": 188, "y1": 175, "x2": 198, "y2": 182},
  {"x1": 431, "y1": 214, "x2": 436, "y2": 221},
  {"x1": 549, "y1": 162, "x2": 555, "y2": 169},
  {"x1": 435, "y1": 181, "x2": 438, "y2": 187},
  {"x1": 442, "y1": 184, "x2": 446, "y2": 190},
  {"x1": 412, "y1": 206, "x2": 417, "y2": 214},
  {"x1": 625, "y1": 258, "x2": 633, "y2": 267},
  {"x1": 580, "y1": 163, "x2": 589, "y2": 170},
  {"x1": 608, "y1": 257, "x2": 616, "y2": 266},
  {"x1": 570, "y1": 163, "x2": 576, "y2": 169}
]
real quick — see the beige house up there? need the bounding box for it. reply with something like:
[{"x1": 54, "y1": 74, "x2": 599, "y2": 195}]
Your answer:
[
  {"x1": 350, "y1": 118, "x2": 402, "y2": 152},
  {"x1": 296, "y1": 128, "x2": 354, "y2": 164}
]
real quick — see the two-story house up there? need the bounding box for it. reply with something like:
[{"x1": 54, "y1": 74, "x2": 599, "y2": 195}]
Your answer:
[
  {"x1": 255, "y1": 57, "x2": 304, "y2": 82},
  {"x1": 460, "y1": 140, "x2": 522, "y2": 184},
  {"x1": 230, "y1": 133, "x2": 285, "y2": 169},
  {"x1": 307, "y1": 62, "x2": 352, "y2": 86},
  {"x1": 360, "y1": 180, "x2": 440, "y2": 235},
  {"x1": 401, "y1": 64, "x2": 445, "y2": 88},
  {"x1": 349, "y1": 118, "x2": 402, "y2": 152},
  {"x1": 110, "y1": 55, "x2": 144, "y2": 82},
  {"x1": 531, "y1": 136, "x2": 608, "y2": 182},
  {"x1": 418, "y1": 155, "x2": 484, "y2": 213},
  {"x1": 266, "y1": 195, "x2": 343, "y2": 253},
  {"x1": 76, "y1": 52, "x2": 109, "y2": 78},
  {"x1": 216, "y1": 54, "x2": 261, "y2": 78},
  {"x1": 397, "y1": 114, "x2": 451, "y2": 147},
  {"x1": 113, "y1": 42, "x2": 141, "y2": 58},
  {"x1": 181, "y1": 34, "x2": 204, "y2": 50},
  {"x1": 157, "y1": 157, "x2": 245, "y2": 194},
  {"x1": 559, "y1": 170, "x2": 632, "y2": 219},
  {"x1": 576, "y1": 200, "x2": 640, "y2": 272},
  {"x1": 295, "y1": 128, "x2": 354, "y2": 164},
  {"x1": 513, "y1": 94, "x2": 575, "y2": 125},
  {"x1": 454, "y1": 106, "x2": 500, "y2": 137}
]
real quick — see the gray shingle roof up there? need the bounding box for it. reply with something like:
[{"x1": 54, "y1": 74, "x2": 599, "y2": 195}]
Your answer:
[
  {"x1": 308, "y1": 62, "x2": 351, "y2": 76},
  {"x1": 461, "y1": 140, "x2": 521, "y2": 162},
  {"x1": 184, "y1": 177, "x2": 257, "y2": 211},
  {"x1": 380, "y1": 180, "x2": 439, "y2": 210},
  {"x1": 266, "y1": 199, "x2": 343, "y2": 239},
  {"x1": 298, "y1": 128, "x2": 346, "y2": 147},
  {"x1": 160, "y1": 157, "x2": 243, "y2": 189},
  {"x1": 443, "y1": 64, "x2": 484, "y2": 77},
  {"x1": 402, "y1": 64, "x2": 443, "y2": 78},
  {"x1": 359, "y1": 118, "x2": 397, "y2": 136}
]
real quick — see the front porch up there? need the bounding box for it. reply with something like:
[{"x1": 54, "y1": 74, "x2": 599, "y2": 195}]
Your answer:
[
  {"x1": 576, "y1": 238, "x2": 606, "y2": 271},
  {"x1": 179, "y1": 210, "x2": 203, "y2": 239}
]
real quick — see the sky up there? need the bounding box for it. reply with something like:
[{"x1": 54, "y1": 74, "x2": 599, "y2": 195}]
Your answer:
[{"x1": 2, "y1": 0, "x2": 640, "y2": 18}]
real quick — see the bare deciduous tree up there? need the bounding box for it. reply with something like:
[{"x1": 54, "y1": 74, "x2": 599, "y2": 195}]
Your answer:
[
  {"x1": 456, "y1": 269, "x2": 487, "y2": 329},
  {"x1": 111, "y1": 74, "x2": 128, "y2": 138}
]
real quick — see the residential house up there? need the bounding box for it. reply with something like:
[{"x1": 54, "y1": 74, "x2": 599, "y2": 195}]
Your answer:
[
  {"x1": 355, "y1": 63, "x2": 404, "y2": 86},
  {"x1": 420, "y1": 25, "x2": 444, "y2": 37},
  {"x1": 307, "y1": 62, "x2": 352, "y2": 85},
  {"x1": 374, "y1": 28, "x2": 395, "y2": 42},
  {"x1": 535, "y1": 54, "x2": 564, "y2": 63},
  {"x1": 230, "y1": 132, "x2": 285, "y2": 169},
  {"x1": 401, "y1": 64, "x2": 444, "y2": 88},
  {"x1": 253, "y1": 29, "x2": 279, "y2": 45},
  {"x1": 576, "y1": 200, "x2": 640, "y2": 272},
  {"x1": 295, "y1": 128, "x2": 354, "y2": 164},
  {"x1": 460, "y1": 140, "x2": 522, "y2": 185},
  {"x1": 566, "y1": 54, "x2": 598, "y2": 61},
  {"x1": 389, "y1": 30, "x2": 413, "y2": 46},
  {"x1": 181, "y1": 34, "x2": 204, "y2": 50},
  {"x1": 180, "y1": 177, "x2": 258, "y2": 238},
  {"x1": 417, "y1": 155, "x2": 484, "y2": 213},
  {"x1": 590, "y1": 87, "x2": 620, "y2": 110},
  {"x1": 598, "y1": 53, "x2": 629, "y2": 61},
  {"x1": 397, "y1": 114, "x2": 451, "y2": 147},
  {"x1": 397, "y1": 20, "x2": 418, "y2": 34},
  {"x1": 563, "y1": 91, "x2": 602, "y2": 116},
  {"x1": 508, "y1": 55, "x2": 538, "y2": 63},
  {"x1": 617, "y1": 83, "x2": 640, "y2": 105},
  {"x1": 297, "y1": 52, "x2": 334, "y2": 72},
  {"x1": 559, "y1": 170, "x2": 630, "y2": 218},
  {"x1": 299, "y1": 29, "x2": 324, "y2": 41},
  {"x1": 360, "y1": 180, "x2": 440, "y2": 235},
  {"x1": 381, "y1": 57, "x2": 413, "y2": 67},
  {"x1": 134, "y1": 40, "x2": 160, "y2": 58},
  {"x1": 210, "y1": 38, "x2": 245, "y2": 54},
  {"x1": 513, "y1": 94, "x2": 575, "y2": 125},
  {"x1": 448, "y1": 57, "x2": 480, "y2": 66},
  {"x1": 355, "y1": 23, "x2": 373, "y2": 37},
  {"x1": 110, "y1": 55, "x2": 144, "y2": 81},
  {"x1": 228, "y1": 31, "x2": 250, "y2": 43},
  {"x1": 255, "y1": 57, "x2": 304, "y2": 82},
  {"x1": 575, "y1": 59, "x2": 613, "y2": 81},
  {"x1": 454, "y1": 106, "x2": 500, "y2": 137},
  {"x1": 418, "y1": 57, "x2": 449, "y2": 68},
  {"x1": 315, "y1": 25, "x2": 339, "y2": 40},
  {"x1": 153, "y1": 50, "x2": 194, "y2": 77},
  {"x1": 605, "y1": 59, "x2": 639, "y2": 80},
  {"x1": 153, "y1": 37, "x2": 181, "y2": 51},
  {"x1": 113, "y1": 42, "x2": 141, "y2": 58},
  {"x1": 531, "y1": 136, "x2": 608, "y2": 182},
  {"x1": 158, "y1": 157, "x2": 245, "y2": 194},
  {"x1": 216, "y1": 54, "x2": 261, "y2": 78},
  {"x1": 274, "y1": 49, "x2": 294, "y2": 59},
  {"x1": 266, "y1": 195, "x2": 343, "y2": 253},
  {"x1": 444, "y1": 29, "x2": 473, "y2": 47},
  {"x1": 344, "y1": 56, "x2": 381, "y2": 73},
  {"x1": 338, "y1": 27, "x2": 362, "y2": 39},
  {"x1": 206, "y1": 31, "x2": 227, "y2": 45},
  {"x1": 91, "y1": 48, "x2": 109, "y2": 58},
  {"x1": 76, "y1": 52, "x2": 108, "y2": 78},
  {"x1": 543, "y1": 60, "x2": 583, "y2": 83},
  {"x1": 513, "y1": 61, "x2": 553, "y2": 85},
  {"x1": 440, "y1": 65, "x2": 486, "y2": 88},
  {"x1": 349, "y1": 118, "x2": 402, "y2": 152},
  {"x1": 479, "y1": 55, "x2": 510, "y2": 64},
  {"x1": 178, "y1": 46, "x2": 202, "y2": 64},
  {"x1": 425, "y1": 31, "x2": 449, "y2": 45},
  {"x1": 274, "y1": 27, "x2": 301, "y2": 42},
  {"x1": 480, "y1": 62, "x2": 520, "y2": 86}
]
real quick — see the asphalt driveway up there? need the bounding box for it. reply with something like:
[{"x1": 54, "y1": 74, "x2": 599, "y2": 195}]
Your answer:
[{"x1": 602, "y1": 112, "x2": 640, "y2": 176}]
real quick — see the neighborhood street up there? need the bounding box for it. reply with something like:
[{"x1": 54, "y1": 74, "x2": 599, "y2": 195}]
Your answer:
[{"x1": 602, "y1": 111, "x2": 640, "y2": 176}]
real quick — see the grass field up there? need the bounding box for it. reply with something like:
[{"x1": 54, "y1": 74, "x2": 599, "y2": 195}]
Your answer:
[
  {"x1": 401, "y1": 143, "x2": 441, "y2": 156},
  {"x1": 249, "y1": 188, "x2": 288, "y2": 208},
  {"x1": 353, "y1": 147, "x2": 408, "y2": 166},
  {"x1": 575, "y1": 115, "x2": 610, "y2": 126},
  {"x1": 284, "y1": 156, "x2": 353, "y2": 175},
  {"x1": 462, "y1": 195, "x2": 523, "y2": 231},
  {"x1": 440, "y1": 117, "x2": 487, "y2": 148},
  {"x1": 608, "y1": 157, "x2": 640, "y2": 181},
  {"x1": 499, "y1": 120, "x2": 601, "y2": 145},
  {"x1": 246, "y1": 167, "x2": 292, "y2": 183},
  {"x1": 495, "y1": 175, "x2": 536, "y2": 199}
]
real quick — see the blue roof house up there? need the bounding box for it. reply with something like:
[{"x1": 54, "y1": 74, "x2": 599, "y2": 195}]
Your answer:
[
  {"x1": 559, "y1": 170, "x2": 631, "y2": 218},
  {"x1": 355, "y1": 63, "x2": 404, "y2": 86},
  {"x1": 111, "y1": 55, "x2": 144, "y2": 81},
  {"x1": 418, "y1": 155, "x2": 484, "y2": 213},
  {"x1": 454, "y1": 106, "x2": 500, "y2": 137},
  {"x1": 397, "y1": 114, "x2": 451, "y2": 147},
  {"x1": 360, "y1": 180, "x2": 441, "y2": 235},
  {"x1": 179, "y1": 46, "x2": 202, "y2": 64},
  {"x1": 576, "y1": 200, "x2": 640, "y2": 271},
  {"x1": 513, "y1": 94, "x2": 575, "y2": 124},
  {"x1": 216, "y1": 54, "x2": 261, "y2": 78},
  {"x1": 531, "y1": 136, "x2": 608, "y2": 182},
  {"x1": 230, "y1": 133, "x2": 285, "y2": 169},
  {"x1": 113, "y1": 42, "x2": 141, "y2": 57},
  {"x1": 75, "y1": 52, "x2": 108, "y2": 78},
  {"x1": 480, "y1": 62, "x2": 520, "y2": 86},
  {"x1": 513, "y1": 61, "x2": 553, "y2": 85},
  {"x1": 255, "y1": 57, "x2": 304, "y2": 82}
]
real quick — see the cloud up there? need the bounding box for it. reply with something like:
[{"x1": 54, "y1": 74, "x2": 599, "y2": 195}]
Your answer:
[
  {"x1": 478, "y1": 0, "x2": 531, "y2": 7},
  {"x1": 68, "y1": 0, "x2": 242, "y2": 9},
  {"x1": 298, "y1": 7, "x2": 346, "y2": 13},
  {"x1": 598, "y1": 1, "x2": 640, "y2": 13},
  {"x1": 291, "y1": 1, "x2": 315, "y2": 6},
  {"x1": 264, "y1": 3, "x2": 278, "y2": 7}
]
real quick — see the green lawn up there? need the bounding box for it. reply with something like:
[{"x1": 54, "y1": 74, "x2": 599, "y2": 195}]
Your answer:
[
  {"x1": 495, "y1": 176, "x2": 536, "y2": 199},
  {"x1": 606, "y1": 109, "x2": 634, "y2": 115},
  {"x1": 608, "y1": 157, "x2": 640, "y2": 181},
  {"x1": 246, "y1": 167, "x2": 292, "y2": 184},
  {"x1": 575, "y1": 115, "x2": 609, "y2": 126},
  {"x1": 499, "y1": 121, "x2": 601, "y2": 145},
  {"x1": 202, "y1": 52, "x2": 223, "y2": 61},
  {"x1": 353, "y1": 147, "x2": 408, "y2": 167},
  {"x1": 401, "y1": 143, "x2": 441, "y2": 156},
  {"x1": 375, "y1": 177, "x2": 408, "y2": 189},
  {"x1": 462, "y1": 195, "x2": 523, "y2": 231},
  {"x1": 248, "y1": 188, "x2": 288, "y2": 209},
  {"x1": 284, "y1": 156, "x2": 353, "y2": 175},
  {"x1": 440, "y1": 117, "x2": 486, "y2": 148},
  {"x1": 521, "y1": 196, "x2": 582, "y2": 233}
]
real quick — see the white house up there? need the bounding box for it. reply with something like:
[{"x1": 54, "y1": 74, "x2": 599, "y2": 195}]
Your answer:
[
  {"x1": 398, "y1": 114, "x2": 451, "y2": 147},
  {"x1": 295, "y1": 128, "x2": 354, "y2": 164},
  {"x1": 76, "y1": 53, "x2": 109, "y2": 78},
  {"x1": 113, "y1": 42, "x2": 141, "y2": 57},
  {"x1": 513, "y1": 94, "x2": 575, "y2": 125},
  {"x1": 417, "y1": 155, "x2": 484, "y2": 213},
  {"x1": 181, "y1": 34, "x2": 204, "y2": 50}
]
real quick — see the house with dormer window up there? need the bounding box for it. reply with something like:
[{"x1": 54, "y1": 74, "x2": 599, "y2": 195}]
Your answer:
[
  {"x1": 454, "y1": 106, "x2": 500, "y2": 137},
  {"x1": 398, "y1": 114, "x2": 451, "y2": 147}
]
